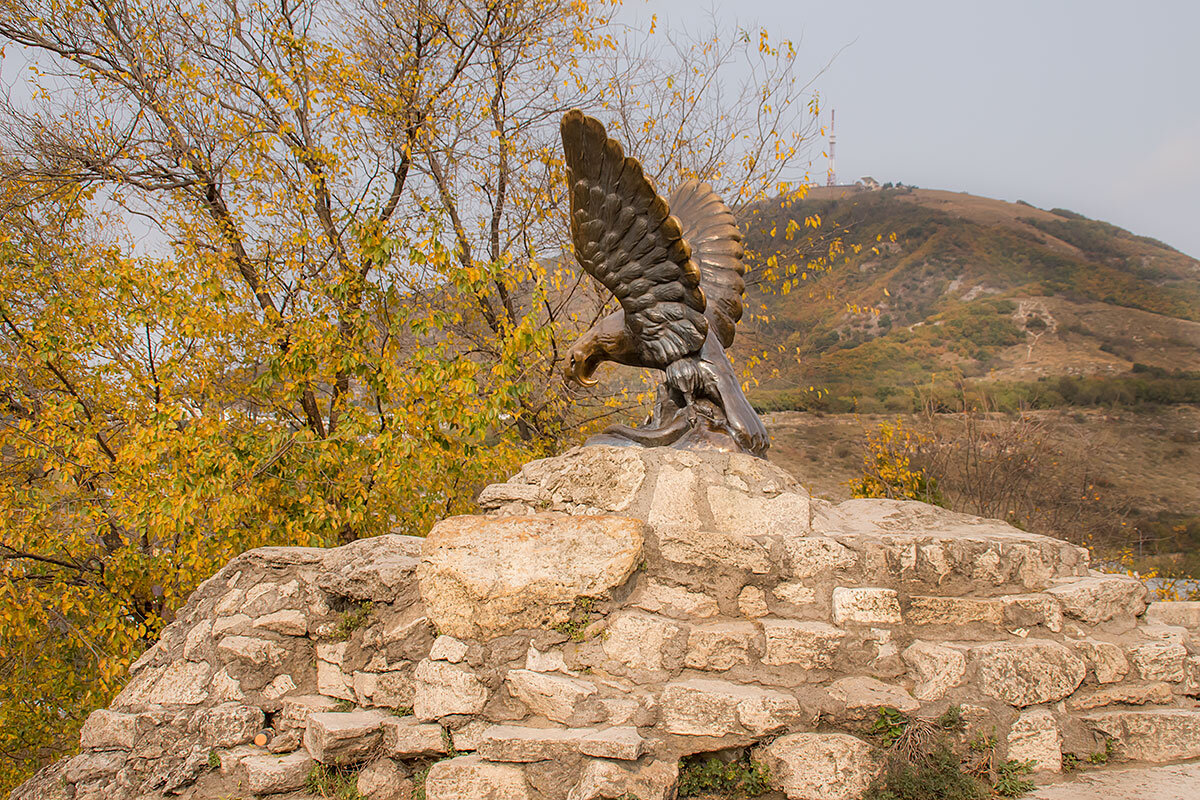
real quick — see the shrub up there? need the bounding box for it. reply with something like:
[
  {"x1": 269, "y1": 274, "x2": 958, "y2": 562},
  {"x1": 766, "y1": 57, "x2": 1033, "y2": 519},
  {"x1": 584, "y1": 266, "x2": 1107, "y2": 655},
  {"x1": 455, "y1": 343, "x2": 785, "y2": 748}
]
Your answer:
[
  {"x1": 677, "y1": 753, "x2": 771, "y2": 798},
  {"x1": 863, "y1": 747, "x2": 988, "y2": 800}
]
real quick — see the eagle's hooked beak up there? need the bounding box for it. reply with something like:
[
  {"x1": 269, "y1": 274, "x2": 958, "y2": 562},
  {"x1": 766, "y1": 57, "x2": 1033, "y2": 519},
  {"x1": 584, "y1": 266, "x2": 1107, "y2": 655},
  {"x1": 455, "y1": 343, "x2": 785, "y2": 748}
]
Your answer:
[{"x1": 568, "y1": 351, "x2": 599, "y2": 387}]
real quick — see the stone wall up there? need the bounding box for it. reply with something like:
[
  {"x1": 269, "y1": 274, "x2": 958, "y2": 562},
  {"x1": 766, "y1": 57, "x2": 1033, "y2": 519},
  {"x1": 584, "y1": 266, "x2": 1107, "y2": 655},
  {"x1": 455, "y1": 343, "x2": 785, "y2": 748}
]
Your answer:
[{"x1": 14, "y1": 446, "x2": 1200, "y2": 800}]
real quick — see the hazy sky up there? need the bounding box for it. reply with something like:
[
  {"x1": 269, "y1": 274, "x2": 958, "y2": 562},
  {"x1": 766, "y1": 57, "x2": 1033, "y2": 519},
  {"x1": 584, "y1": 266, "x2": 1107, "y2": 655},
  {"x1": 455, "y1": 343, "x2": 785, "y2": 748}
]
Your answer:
[{"x1": 628, "y1": 1, "x2": 1200, "y2": 258}]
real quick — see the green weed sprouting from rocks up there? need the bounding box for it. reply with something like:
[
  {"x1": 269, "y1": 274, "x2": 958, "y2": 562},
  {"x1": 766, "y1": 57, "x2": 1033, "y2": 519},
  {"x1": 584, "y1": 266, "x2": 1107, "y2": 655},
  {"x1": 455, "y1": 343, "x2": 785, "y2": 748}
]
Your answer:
[
  {"x1": 331, "y1": 601, "x2": 374, "y2": 641},
  {"x1": 677, "y1": 753, "x2": 771, "y2": 798},
  {"x1": 412, "y1": 764, "x2": 431, "y2": 800},
  {"x1": 306, "y1": 764, "x2": 363, "y2": 800},
  {"x1": 863, "y1": 746, "x2": 987, "y2": 800},
  {"x1": 864, "y1": 708, "x2": 1035, "y2": 800},
  {"x1": 934, "y1": 705, "x2": 965, "y2": 732},
  {"x1": 994, "y1": 760, "x2": 1036, "y2": 797},
  {"x1": 1063, "y1": 737, "x2": 1115, "y2": 772},
  {"x1": 207, "y1": 750, "x2": 220, "y2": 770},
  {"x1": 552, "y1": 596, "x2": 601, "y2": 641},
  {"x1": 869, "y1": 706, "x2": 911, "y2": 747}
]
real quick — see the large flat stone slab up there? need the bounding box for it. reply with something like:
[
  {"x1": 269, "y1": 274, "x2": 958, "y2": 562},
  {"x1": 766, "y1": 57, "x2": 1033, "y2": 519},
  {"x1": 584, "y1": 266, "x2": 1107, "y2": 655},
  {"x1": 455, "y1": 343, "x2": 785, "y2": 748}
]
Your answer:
[
  {"x1": 1028, "y1": 762, "x2": 1200, "y2": 800},
  {"x1": 418, "y1": 513, "x2": 645, "y2": 639}
]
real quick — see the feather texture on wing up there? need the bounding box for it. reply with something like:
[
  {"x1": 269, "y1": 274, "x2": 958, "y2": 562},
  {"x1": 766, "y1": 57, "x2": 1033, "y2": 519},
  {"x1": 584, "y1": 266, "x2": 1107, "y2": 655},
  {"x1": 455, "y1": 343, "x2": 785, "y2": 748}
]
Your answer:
[
  {"x1": 668, "y1": 180, "x2": 746, "y2": 349},
  {"x1": 561, "y1": 109, "x2": 708, "y2": 368}
]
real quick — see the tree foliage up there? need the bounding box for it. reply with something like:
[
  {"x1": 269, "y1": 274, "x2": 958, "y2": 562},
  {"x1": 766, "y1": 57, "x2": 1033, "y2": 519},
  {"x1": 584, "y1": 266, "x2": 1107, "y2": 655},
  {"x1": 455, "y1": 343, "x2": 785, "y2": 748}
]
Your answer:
[{"x1": 0, "y1": 0, "x2": 823, "y2": 788}]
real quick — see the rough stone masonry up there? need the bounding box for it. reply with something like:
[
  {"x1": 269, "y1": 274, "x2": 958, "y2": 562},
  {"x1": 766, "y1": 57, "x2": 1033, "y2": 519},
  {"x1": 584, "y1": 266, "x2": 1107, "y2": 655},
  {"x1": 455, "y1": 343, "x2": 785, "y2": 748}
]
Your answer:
[{"x1": 14, "y1": 446, "x2": 1200, "y2": 800}]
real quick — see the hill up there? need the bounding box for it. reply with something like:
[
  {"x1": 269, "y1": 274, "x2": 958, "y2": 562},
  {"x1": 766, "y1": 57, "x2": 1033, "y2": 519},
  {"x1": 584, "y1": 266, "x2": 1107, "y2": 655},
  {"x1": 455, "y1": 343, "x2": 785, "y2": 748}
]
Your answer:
[{"x1": 735, "y1": 186, "x2": 1200, "y2": 413}]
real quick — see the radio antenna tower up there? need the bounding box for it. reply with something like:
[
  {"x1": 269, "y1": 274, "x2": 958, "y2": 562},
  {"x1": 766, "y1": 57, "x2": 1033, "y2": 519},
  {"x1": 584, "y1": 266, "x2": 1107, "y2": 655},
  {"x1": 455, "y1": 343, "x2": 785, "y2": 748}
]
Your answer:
[{"x1": 826, "y1": 109, "x2": 837, "y2": 187}]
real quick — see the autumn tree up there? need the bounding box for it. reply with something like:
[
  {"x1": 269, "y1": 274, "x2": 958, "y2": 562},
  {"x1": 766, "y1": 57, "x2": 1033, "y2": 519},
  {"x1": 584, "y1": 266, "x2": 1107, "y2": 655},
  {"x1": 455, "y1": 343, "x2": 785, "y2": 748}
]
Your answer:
[{"x1": 0, "y1": 0, "x2": 823, "y2": 788}]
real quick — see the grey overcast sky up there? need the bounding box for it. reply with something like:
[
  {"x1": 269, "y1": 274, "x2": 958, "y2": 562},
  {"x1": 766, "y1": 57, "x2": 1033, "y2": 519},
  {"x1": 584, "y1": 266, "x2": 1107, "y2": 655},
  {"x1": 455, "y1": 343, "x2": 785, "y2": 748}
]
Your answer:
[{"x1": 626, "y1": 0, "x2": 1200, "y2": 258}]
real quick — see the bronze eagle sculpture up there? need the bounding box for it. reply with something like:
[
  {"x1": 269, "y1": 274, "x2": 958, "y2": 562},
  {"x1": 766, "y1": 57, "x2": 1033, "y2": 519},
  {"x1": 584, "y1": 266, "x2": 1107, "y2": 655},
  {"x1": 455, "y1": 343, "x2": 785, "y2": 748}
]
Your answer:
[{"x1": 560, "y1": 109, "x2": 769, "y2": 457}]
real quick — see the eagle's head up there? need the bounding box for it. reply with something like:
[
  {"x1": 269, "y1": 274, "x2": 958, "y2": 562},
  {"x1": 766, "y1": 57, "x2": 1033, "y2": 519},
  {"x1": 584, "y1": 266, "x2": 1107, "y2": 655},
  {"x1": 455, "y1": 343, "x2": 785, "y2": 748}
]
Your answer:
[
  {"x1": 565, "y1": 331, "x2": 604, "y2": 387},
  {"x1": 565, "y1": 311, "x2": 633, "y2": 387}
]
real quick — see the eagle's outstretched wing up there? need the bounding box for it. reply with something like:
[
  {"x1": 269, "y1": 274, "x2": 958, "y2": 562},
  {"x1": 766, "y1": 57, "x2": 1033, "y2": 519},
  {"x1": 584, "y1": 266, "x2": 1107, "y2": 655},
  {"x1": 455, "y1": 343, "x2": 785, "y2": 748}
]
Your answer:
[
  {"x1": 561, "y1": 110, "x2": 708, "y2": 368},
  {"x1": 668, "y1": 180, "x2": 746, "y2": 349}
]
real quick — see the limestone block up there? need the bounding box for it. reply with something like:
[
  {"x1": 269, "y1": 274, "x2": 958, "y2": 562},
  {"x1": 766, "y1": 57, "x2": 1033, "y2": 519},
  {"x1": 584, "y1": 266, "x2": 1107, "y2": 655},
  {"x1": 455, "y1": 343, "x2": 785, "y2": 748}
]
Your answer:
[
  {"x1": 357, "y1": 757, "x2": 414, "y2": 800},
  {"x1": 684, "y1": 621, "x2": 758, "y2": 670},
  {"x1": 1081, "y1": 710, "x2": 1200, "y2": 762},
  {"x1": 198, "y1": 702, "x2": 264, "y2": 748},
  {"x1": 1067, "y1": 682, "x2": 1175, "y2": 710},
  {"x1": 578, "y1": 727, "x2": 645, "y2": 760},
  {"x1": 1046, "y1": 575, "x2": 1147, "y2": 624},
  {"x1": 262, "y1": 673, "x2": 297, "y2": 700},
  {"x1": 782, "y1": 536, "x2": 857, "y2": 579},
  {"x1": 774, "y1": 582, "x2": 817, "y2": 605},
  {"x1": 1185, "y1": 656, "x2": 1200, "y2": 695},
  {"x1": 1140, "y1": 623, "x2": 1192, "y2": 646},
  {"x1": 209, "y1": 667, "x2": 246, "y2": 703},
  {"x1": 707, "y1": 484, "x2": 811, "y2": 537},
  {"x1": 601, "y1": 611, "x2": 686, "y2": 673},
  {"x1": 317, "y1": 642, "x2": 355, "y2": 701},
  {"x1": 832, "y1": 587, "x2": 902, "y2": 625},
  {"x1": 634, "y1": 580, "x2": 719, "y2": 619},
  {"x1": 413, "y1": 660, "x2": 488, "y2": 721},
  {"x1": 1001, "y1": 594, "x2": 1064, "y2": 632},
  {"x1": 79, "y1": 710, "x2": 137, "y2": 751},
  {"x1": 380, "y1": 716, "x2": 447, "y2": 757},
  {"x1": 183, "y1": 620, "x2": 212, "y2": 660},
  {"x1": 303, "y1": 710, "x2": 390, "y2": 765},
  {"x1": 828, "y1": 677, "x2": 919, "y2": 720},
  {"x1": 268, "y1": 729, "x2": 303, "y2": 753},
  {"x1": 657, "y1": 527, "x2": 772, "y2": 574},
  {"x1": 418, "y1": 514, "x2": 644, "y2": 640},
  {"x1": 381, "y1": 615, "x2": 436, "y2": 662},
  {"x1": 737, "y1": 585, "x2": 770, "y2": 618},
  {"x1": 353, "y1": 670, "x2": 414, "y2": 709},
  {"x1": 477, "y1": 482, "x2": 546, "y2": 507},
  {"x1": 1072, "y1": 639, "x2": 1130, "y2": 684},
  {"x1": 973, "y1": 641, "x2": 1085, "y2": 707},
  {"x1": 755, "y1": 732, "x2": 883, "y2": 800},
  {"x1": 430, "y1": 635, "x2": 469, "y2": 663},
  {"x1": 476, "y1": 725, "x2": 592, "y2": 762},
  {"x1": 737, "y1": 690, "x2": 806, "y2": 736},
  {"x1": 521, "y1": 446, "x2": 646, "y2": 511},
  {"x1": 906, "y1": 596, "x2": 1002, "y2": 627},
  {"x1": 762, "y1": 619, "x2": 846, "y2": 668},
  {"x1": 1127, "y1": 642, "x2": 1187, "y2": 682},
  {"x1": 506, "y1": 669, "x2": 601, "y2": 725},
  {"x1": 254, "y1": 609, "x2": 307, "y2": 636},
  {"x1": 449, "y1": 719, "x2": 490, "y2": 752},
  {"x1": 240, "y1": 750, "x2": 314, "y2": 795},
  {"x1": 217, "y1": 635, "x2": 285, "y2": 667},
  {"x1": 280, "y1": 694, "x2": 341, "y2": 730},
  {"x1": 212, "y1": 613, "x2": 251, "y2": 637},
  {"x1": 648, "y1": 466, "x2": 702, "y2": 530},
  {"x1": 599, "y1": 695, "x2": 655, "y2": 727},
  {"x1": 567, "y1": 758, "x2": 678, "y2": 800},
  {"x1": 1146, "y1": 601, "x2": 1200, "y2": 629},
  {"x1": 318, "y1": 534, "x2": 422, "y2": 603},
  {"x1": 524, "y1": 643, "x2": 569, "y2": 673},
  {"x1": 114, "y1": 659, "x2": 211, "y2": 706},
  {"x1": 726, "y1": 452, "x2": 800, "y2": 493},
  {"x1": 62, "y1": 751, "x2": 126, "y2": 784},
  {"x1": 1007, "y1": 709, "x2": 1061, "y2": 772},
  {"x1": 214, "y1": 588, "x2": 245, "y2": 616},
  {"x1": 660, "y1": 678, "x2": 800, "y2": 737}
]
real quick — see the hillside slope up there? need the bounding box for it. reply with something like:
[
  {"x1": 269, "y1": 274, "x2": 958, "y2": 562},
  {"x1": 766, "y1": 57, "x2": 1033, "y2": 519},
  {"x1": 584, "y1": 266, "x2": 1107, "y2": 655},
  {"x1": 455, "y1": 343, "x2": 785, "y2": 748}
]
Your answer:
[{"x1": 736, "y1": 186, "x2": 1200, "y2": 412}]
